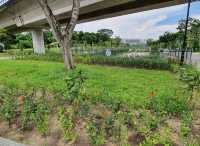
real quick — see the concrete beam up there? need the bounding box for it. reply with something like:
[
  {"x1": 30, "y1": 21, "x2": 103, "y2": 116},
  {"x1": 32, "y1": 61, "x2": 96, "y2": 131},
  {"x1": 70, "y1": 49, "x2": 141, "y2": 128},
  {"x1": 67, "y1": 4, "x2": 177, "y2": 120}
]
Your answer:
[
  {"x1": 32, "y1": 30, "x2": 45, "y2": 54},
  {"x1": 0, "y1": 0, "x2": 187, "y2": 31}
]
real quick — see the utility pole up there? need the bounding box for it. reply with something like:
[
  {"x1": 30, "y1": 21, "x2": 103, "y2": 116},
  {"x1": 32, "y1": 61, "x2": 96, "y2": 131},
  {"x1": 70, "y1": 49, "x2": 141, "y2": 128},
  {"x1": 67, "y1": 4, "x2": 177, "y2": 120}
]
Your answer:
[{"x1": 180, "y1": 0, "x2": 191, "y2": 65}]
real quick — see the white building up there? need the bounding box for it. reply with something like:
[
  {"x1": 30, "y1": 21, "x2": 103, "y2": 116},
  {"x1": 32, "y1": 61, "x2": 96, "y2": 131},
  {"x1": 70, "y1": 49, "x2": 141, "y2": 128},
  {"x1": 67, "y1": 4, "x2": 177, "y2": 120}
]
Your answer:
[{"x1": 122, "y1": 39, "x2": 146, "y2": 45}]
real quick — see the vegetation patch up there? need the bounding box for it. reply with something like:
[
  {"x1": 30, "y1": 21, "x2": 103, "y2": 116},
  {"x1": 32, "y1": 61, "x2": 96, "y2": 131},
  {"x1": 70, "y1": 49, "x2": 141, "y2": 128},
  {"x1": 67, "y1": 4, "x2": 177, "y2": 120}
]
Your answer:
[
  {"x1": 0, "y1": 60, "x2": 183, "y2": 107},
  {"x1": 0, "y1": 60, "x2": 199, "y2": 146},
  {"x1": 76, "y1": 55, "x2": 171, "y2": 70}
]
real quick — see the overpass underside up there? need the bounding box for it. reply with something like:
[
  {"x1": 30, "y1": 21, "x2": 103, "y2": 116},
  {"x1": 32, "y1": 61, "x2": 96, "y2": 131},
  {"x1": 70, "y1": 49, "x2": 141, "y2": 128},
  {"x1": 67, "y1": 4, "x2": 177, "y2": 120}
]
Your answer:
[
  {"x1": 0, "y1": 0, "x2": 186, "y2": 31},
  {"x1": 0, "y1": 0, "x2": 186, "y2": 54}
]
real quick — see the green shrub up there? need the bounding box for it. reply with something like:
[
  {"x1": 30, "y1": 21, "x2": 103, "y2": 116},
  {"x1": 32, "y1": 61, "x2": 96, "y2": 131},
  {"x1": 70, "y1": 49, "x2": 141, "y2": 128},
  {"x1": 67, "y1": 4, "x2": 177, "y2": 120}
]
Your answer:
[
  {"x1": 180, "y1": 113, "x2": 192, "y2": 138},
  {"x1": 15, "y1": 51, "x2": 171, "y2": 70},
  {"x1": 0, "y1": 95, "x2": 17, "y2": 125},
  {"x1": 76, "y1": 56, "x2": 171, "y2": 70},
  {"x1": 64, "y1": 69, "x2": 86, "y2": 102},
  {"x1": 112, "y1": 113, "x2": 131, "y2": 146},
  {"x1": 87, "y1": 121, "x2": 105, "y2": 146},
  {"x1": 179, "y1": 67, "x2": 200, "y2": 92},
  {"x1": 180, "y1": 122, "x2": 191, "y2": 138},
  {"x1": 15, "y1": 51, "x2": 63, "y2": 62},
  {"x1": 21, "y1": 96, "x2": 37, "y2": 130},
  {"x1": 140, "y1": 131, "x2": 173, "y2": 146},
  {"x1": 58, "y1": 106, "x2": 77, "y2": 143},
  {"x1": 135, "y1": 110, "x2": 159, "y2": 134},
  {"x1": 170, "y1": 64, "x2": 180, "y2": 73},
  {"x1": 147, "y1": 95, "x2": 190, "y2": 116},
  {"x1": 33, "y1": 98, "x2": 50, "y2": 136}
]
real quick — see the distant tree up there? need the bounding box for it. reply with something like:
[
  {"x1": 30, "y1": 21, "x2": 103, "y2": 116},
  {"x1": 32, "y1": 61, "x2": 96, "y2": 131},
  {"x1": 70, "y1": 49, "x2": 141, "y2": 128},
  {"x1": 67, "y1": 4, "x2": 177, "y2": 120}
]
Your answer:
[
  {"x1": 149, "y1": 17, "x2": 200, "y2": 52},
  {"x1": 97, "y1": 31, "x2": 111, "y2": 45},
  {"x1": 0, "y1": 29, "x2": 8, "y2": 39},
  {"x1": 113, "y1": 36, "x2": 122, "y2": 47},
  {"x1": 177, "y1": 17, "x2": 200, "y2": 51},
  {"x1": 72, "y1": 30, "x2": 122, "y2": 49},
  {"x1": 159, "y1": 32, "x2": 170, "y2": 48},
  {"x1": 44, "y1": 31, "x2": 56, "y2": 45},
  {"x1": 177, "y1": 17, "x2": 193, "y2": 33},
  {"x1": 97, "y1": 29, "x2": 114, "y2": 38},
  {"x1": 0, "y1": 29, "x2": 16, "y2": 49},
  {"x1": 189, "y1": 18, "x2": 200, "y2": 51},
  {"x1": 83, "y1": 32, "x2": 96, "y2": 46},
  {"x1": 15, "y1": 33, "x2": 33, "y2": 49},
  {"x1": 146, "y1": 39, "x2": 154, "y2": 47}
]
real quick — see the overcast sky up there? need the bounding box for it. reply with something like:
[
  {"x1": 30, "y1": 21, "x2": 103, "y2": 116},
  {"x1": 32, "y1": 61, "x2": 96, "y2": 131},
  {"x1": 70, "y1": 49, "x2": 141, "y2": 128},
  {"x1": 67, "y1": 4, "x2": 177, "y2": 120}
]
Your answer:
[{"x1": 75, "y1": 1, "x2": 200, "y2": 40}]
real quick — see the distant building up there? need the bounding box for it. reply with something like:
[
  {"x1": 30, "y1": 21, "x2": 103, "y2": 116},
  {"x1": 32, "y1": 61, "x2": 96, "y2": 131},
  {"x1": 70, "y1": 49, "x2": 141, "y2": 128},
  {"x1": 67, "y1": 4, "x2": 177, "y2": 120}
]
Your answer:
[{"x1": 122, "y1": 39, "x2": 146, "y2": 45}]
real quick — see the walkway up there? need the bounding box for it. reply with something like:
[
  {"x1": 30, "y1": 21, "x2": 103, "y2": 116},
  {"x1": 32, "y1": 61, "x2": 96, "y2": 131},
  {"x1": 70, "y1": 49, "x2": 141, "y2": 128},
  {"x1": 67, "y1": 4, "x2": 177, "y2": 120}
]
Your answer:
[
  {"x1": 0, "y1": 137, "x2": 26, "y2": 146},
  {"x1": 192, "y1": 53, "x2": 200, "y2": 68}
]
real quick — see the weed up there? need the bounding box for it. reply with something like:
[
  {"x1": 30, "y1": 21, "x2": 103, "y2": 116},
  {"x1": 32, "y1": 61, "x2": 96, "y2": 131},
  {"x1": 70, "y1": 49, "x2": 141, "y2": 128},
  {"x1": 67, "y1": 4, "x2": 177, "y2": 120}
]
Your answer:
[
  {"x1": 140, "y1": 130, "x2": 173, "y2": 146},
  {"x1": 179, "y1": 67, "x2": 200, "y2": 99},
  {"x1": 135, "y1": 110, "x2": 159, "y2": 134},
  {"x1": 147, "y1": 95, "x2": 190, "y2": 116},
  {"x1": 87, "y1": 121, "x2": 105, "y2": 146},
  {"x1": 0, "y1": 95, "x2": 17, "y2": 125},
  {"x1": 58, "y1": 106, "x2": 77, "y2": 143},
  {"x1": 64, "y1": 69, "x2": 86, "y2": 103},
  {"x1": 21, "y1": 95, "x2": 37, "y2": 130},
  {"x1": 33, "y1": 97, "x2": 50, "y2": 136},
  {"x1": 112, "y1": 111, "x2": 131, "y2": 146}
]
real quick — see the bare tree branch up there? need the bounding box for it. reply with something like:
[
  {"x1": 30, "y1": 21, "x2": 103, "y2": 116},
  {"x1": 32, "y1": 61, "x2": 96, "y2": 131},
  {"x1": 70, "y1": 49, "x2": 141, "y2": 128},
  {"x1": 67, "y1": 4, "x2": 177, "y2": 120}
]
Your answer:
[
  {"x1": 65, "y1": 0, "x2": 80, "y2": 40},
  {"x1": 37, "y1": 0, "x2": 80, "y2": 69},
  {"x1": 37, "y1": 0, "x2": 63, "y2": 44}
]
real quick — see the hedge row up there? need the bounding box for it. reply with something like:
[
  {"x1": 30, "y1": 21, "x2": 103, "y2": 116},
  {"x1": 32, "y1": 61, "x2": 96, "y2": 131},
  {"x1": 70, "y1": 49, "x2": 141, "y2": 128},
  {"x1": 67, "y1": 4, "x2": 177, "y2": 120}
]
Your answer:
[
  {"x1": 15, "y1": 51, "x2": 171, "y2": 70},
  {"x1": 76, "y1": 56, "x2": 171, "y2": 70}
]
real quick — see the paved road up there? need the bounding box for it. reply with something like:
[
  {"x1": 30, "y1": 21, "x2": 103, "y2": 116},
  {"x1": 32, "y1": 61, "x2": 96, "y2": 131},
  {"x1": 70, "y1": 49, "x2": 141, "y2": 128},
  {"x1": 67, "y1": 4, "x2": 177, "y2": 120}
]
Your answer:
[
  {"x1": 192, "y1": 53, "x2": 200, "y2": 68},
  {"x1": 0, "y1": 57, "x2": 11, "y2": 60},
  {"x1": 0, "y1": 138, "x2": 26, "y2": 146}
]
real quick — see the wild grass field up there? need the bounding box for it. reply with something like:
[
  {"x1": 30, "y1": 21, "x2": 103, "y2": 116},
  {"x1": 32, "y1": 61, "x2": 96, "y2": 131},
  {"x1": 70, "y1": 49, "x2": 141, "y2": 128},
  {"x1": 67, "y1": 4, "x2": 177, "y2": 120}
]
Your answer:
[
  {"x1": 0, "y1": 60, "x2": 199, "y2": 146},
  {"x1": 0, "y1": 60, "x2": 184, "y2": 107}
]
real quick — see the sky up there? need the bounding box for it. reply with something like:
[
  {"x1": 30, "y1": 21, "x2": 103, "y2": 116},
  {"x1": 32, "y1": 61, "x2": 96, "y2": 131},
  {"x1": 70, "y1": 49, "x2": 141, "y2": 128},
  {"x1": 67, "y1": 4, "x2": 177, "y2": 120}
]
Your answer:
[{"x1": 75, "y1": 1, "x2": 200, "y2": 40}]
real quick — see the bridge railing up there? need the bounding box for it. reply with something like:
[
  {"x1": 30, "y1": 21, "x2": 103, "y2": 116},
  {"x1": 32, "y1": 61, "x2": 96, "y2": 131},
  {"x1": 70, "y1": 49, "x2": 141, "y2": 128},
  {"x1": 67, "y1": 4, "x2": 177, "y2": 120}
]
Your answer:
[{"x1": 0, "y1": 0, "x2": 9, "y2": 7}]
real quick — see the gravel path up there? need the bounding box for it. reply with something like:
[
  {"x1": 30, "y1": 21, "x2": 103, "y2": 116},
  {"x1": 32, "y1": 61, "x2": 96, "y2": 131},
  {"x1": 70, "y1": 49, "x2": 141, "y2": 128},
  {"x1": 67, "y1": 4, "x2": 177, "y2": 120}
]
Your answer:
[
  {"x1": 0, "y1": 138, "x2": 26, "y2": 146},
  {"x1": 192, "y1": 53, "x2": 200, "y2": 68}
]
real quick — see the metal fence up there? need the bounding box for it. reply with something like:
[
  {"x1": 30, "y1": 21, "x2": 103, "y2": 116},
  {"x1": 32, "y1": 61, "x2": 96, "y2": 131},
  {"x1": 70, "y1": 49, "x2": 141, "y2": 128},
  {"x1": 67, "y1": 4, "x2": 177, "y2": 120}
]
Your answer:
[
  {"x1": 72, "y1": 47, "x2": 131, "y2": 56},
  {"x1": 160, "y1": 49, "x2": 193, "y2": 64}
]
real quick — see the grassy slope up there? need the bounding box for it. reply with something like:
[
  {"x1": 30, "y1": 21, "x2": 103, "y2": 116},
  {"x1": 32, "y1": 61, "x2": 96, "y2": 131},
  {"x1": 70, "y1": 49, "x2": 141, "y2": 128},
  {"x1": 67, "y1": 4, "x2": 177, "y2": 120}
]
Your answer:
[{"x1": 0, "y1": 60, "x2": 185, "y2": 107}]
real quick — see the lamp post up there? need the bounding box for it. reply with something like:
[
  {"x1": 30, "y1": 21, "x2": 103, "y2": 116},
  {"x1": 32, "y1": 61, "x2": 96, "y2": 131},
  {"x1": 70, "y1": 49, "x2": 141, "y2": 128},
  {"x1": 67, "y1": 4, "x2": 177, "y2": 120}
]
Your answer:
[{"x1": 180, "y1": 0, "x2": 192, "y2": 65}]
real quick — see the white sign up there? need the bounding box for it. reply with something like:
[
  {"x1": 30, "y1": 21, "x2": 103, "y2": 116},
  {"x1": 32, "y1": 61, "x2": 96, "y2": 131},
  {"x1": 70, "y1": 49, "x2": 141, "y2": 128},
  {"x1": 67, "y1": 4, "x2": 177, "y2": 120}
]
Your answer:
[{"x1": 106, "y1": 49, "x2": 112, "y2": 56}]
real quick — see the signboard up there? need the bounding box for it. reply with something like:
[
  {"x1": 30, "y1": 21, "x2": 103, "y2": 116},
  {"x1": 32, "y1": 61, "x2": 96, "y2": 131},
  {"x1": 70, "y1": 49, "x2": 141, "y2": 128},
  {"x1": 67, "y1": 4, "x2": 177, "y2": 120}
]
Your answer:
[{"x1": 105, "y1": 49, "x2": 112, "y2": 56}]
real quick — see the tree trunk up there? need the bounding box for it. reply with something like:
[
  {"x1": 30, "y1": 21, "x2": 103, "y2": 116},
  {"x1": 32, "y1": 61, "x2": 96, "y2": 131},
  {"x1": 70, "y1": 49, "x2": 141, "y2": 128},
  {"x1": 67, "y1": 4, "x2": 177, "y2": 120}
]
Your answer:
[
  {"x1": 63, "y1": 48, "x2": 74, "y2": 69},
  {"x1": 62, "y1": 39, "x2": 74, "y2": 69},
  {"x1": 37, "y1": 0, "x2": 80, "y2": 70}
]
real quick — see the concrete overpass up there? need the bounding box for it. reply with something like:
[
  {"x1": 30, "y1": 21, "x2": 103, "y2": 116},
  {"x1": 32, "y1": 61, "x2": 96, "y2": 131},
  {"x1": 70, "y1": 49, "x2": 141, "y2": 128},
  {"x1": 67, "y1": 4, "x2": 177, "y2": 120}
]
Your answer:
[{"x1": 0, "y1": 0, "x2": 186, "y2": 54}]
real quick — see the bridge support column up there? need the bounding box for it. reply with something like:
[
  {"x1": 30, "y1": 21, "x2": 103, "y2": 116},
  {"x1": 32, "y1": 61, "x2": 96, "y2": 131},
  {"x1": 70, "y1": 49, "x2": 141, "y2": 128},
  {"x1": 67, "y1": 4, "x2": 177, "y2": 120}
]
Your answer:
[{"x1": 32, "y1": 30, "x2": 45, "y2": 54}]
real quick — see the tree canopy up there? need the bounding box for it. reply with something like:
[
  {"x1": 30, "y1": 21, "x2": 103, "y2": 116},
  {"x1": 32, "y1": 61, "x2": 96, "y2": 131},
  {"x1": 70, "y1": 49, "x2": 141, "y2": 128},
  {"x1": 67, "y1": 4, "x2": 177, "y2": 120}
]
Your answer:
[{"x1": 148, "y1": 17, "x2": 200, "y2": 52}]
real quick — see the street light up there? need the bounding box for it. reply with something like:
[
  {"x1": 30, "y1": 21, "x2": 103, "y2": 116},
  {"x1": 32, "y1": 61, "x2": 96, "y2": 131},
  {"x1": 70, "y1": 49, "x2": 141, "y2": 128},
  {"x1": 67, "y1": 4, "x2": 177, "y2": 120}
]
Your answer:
[{"x1": 180, "y1": 0, "x2": 192, "y2": 65}]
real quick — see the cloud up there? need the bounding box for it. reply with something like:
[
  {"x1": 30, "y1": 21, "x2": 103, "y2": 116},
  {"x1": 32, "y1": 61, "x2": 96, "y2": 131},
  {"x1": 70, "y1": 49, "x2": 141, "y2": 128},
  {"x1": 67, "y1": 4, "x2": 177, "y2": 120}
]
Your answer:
[
  {"x1": 75, "y1": 3, "x2": 200, "y2": 39},
  {"x1": 192, "y1": 14, "x2": 200, "y2": 20}
]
